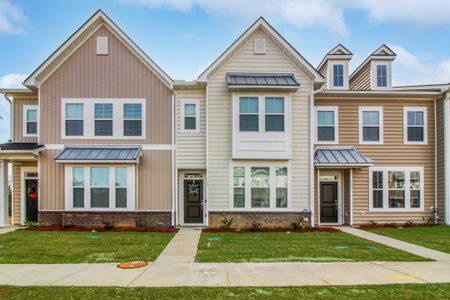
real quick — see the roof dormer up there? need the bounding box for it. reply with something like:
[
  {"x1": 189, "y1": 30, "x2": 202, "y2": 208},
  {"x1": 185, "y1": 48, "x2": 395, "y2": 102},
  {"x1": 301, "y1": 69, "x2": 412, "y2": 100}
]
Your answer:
[
  {"x1": 350, "y1": 44, "x2": 396, "y2": 91},
  {"x1": 317, "y1": 44, "x2": 353, "y2": 90}
]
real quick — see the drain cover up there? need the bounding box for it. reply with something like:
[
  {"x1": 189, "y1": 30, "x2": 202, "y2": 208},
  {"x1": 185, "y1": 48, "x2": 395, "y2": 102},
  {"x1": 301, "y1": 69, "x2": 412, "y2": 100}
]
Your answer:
[{"x1": 117, "y1": 261, "x2": 148, "y2": 269}]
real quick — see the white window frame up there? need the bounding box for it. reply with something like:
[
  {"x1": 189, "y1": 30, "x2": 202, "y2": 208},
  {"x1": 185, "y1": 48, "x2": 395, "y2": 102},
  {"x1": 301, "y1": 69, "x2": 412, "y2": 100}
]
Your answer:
[
  {"x1": 23, "y1": 105, "x2": 38, "y2": 137},
  {"x1": 64, "y1": 165, "x2": 136, "y2": 211},
  {"x1": 94, "y1": 103, "x2": 113, "y2": 136},
  {"x1": 62, "y1": 98, "x2": 146, "y2": 140},
  {"x1": 315, "y1": 106, "x2": 339, "y2": 144},
  {"x1": 328, "y1": 61, "x2": 349, "y2": 90},
  {"x1": 368, "y1": 166, "x2": 424, "y2": 212},
  {"x1": 180, "y1": 99, "x2": 200, "y2": 133},
  {"x1": 229, "y1": 162, "x2": 291, "y2": 211},
  {"x1": 359, "y1": 106, "x2": 383, "y2": 145},
  {"x1": 371, "y1": 61, "x2": 392, "y2": 90},
  {"x1": 403, "y1": 107, "x2": 427, "y2": 145},
  {"x1": 238, "y1": 95, "x2": 260, "y2": 132},
  {"x1": 264, "y1": 96, "x2": 285, "y2": 132}
]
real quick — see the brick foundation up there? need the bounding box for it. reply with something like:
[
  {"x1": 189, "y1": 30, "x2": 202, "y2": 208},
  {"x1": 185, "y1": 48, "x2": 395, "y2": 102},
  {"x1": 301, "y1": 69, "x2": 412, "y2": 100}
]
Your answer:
[
  {"x1": 39, "y1": 211, "x2": 172, "y2": 228},
  {"x1": 208, "y1": 211, "x2": 311, "y2": 229}
]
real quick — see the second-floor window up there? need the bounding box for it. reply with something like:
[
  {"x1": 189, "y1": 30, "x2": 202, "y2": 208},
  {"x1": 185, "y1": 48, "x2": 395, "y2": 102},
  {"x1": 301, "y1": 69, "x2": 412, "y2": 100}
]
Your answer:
[
  {"x1": 404, "y1": 107, "x2": 427, "y2": 144},
  {"x1": 316, "y1": 107, "x2": 338, "y2": 143},
  {"x1": 123, "y1": 103, "x2": 142, "y2": 136},
  {"x1": 333, "y1": 64, "x2": 344, "y2": 87},
  {"x1": 239, "y1": 97, "x2": 259, "y2": 131},
  {"x1": 95, "y1": 103, "x2": 113, "y2": 136},
  {"x1": 182, "y1": 100, "x2": 199, "y2": 132},
  {"x1": 265, "y1": 97, "x2": 284, "y2": 132},
  {"x1": 23, "y1": 105, "x2": 38, "y2": 136},
  {"x1": 359, "y1": 107, "x2": 383, "y2": 144},
  {"x1": 65, "y1": 103, "x2": 84, "y2": 136},
  {"x1": 376, "y1": 65, "x2": 387, "y2": 88}
]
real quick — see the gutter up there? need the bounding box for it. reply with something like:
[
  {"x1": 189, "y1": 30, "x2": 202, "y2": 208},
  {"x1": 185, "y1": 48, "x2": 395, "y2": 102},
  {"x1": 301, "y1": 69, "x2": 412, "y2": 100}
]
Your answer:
[{"x1": 445, "y1": 91, "x2": 450, "y2": 225}]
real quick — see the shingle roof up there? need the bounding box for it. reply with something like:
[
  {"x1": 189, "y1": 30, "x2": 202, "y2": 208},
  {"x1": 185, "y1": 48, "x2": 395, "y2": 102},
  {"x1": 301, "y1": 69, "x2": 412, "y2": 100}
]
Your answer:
[
  {"x1": 227, "y1": 73, "x2": 300, "y2": 87},
  {"x1": 314, "y1": 148, "x2": 373, "y2": 166},
  {"x1": 55, "y1": 146, "x2": 142, "y2": 162},
  {"x1": 0, "y1": 142, "x2": 44, "y2": 151}
]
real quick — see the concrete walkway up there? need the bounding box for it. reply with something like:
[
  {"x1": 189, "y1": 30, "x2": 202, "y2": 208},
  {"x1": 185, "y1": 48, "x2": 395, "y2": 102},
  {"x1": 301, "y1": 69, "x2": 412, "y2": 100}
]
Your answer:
[
  {"x1": 0, "y1": 227, "x2": 450, "y2": 287},
  {"x1": 0, "y1": 226, "x2": 18, "y2": 235},
  {"x1": 338, "y1": 226, "x2": 450, "y2": 262}
]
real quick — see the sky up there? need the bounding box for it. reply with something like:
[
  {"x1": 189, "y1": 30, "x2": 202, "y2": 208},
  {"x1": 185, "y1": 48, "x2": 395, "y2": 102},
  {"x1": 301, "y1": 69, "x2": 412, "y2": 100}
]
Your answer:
[{"x1": 1, "y1": 0, "x2": 450, "y2": 143}]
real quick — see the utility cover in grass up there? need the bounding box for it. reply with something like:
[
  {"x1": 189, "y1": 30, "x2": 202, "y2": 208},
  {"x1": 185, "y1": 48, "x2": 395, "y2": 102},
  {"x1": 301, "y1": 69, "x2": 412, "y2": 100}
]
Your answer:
[{"x1": 207, "y1": 237, "x2": 220, "y2": 241}]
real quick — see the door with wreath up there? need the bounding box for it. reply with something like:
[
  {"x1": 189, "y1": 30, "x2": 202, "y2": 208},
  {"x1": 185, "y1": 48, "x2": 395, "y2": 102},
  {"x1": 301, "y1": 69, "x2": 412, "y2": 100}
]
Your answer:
[{"x1": 184, "y1": 179, "x2": 203, "y2": 224}]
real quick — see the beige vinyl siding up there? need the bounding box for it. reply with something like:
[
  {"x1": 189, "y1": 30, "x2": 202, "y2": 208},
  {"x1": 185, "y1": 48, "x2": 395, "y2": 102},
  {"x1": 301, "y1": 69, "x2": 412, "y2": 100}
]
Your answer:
[
  {"x1": 436, "y1": 95, "x2": 445, "y2": 221},
  {"x1": 315, "y1": 97, "x2": 435, "y2": 224},
  {"x1": 12, "y1": 162, "x2": 37, "y2": 225},
  {"x1": 207, "y1": 30, "x2": 312, "y2": 211},
  {"x1": 40, "y1": 25, "x2": 172, "y2": 145},
  {"x1": 318, "y1": 64, "x2": 328, "y2": 89},
  {"x1": 349, "y1": 63, "x2": 371, "y2": 91},
  {"x1": 13, "y1": 98, "x2": 38, "y2": 142},
  {"x1": 39, "y1": 150, "x2": 172, "y2": 211},
  {"x1": 176, "y1": 88, "x2": 206, "y2": 169}
]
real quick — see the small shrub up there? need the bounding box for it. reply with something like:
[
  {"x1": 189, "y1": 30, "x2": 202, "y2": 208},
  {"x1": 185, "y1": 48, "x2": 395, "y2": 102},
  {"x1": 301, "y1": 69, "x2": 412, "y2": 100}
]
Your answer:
[
  {"x1": 291, "y1": 221, "x2": 306, "y2": 231},
  {"x1": 369, "y1": 220, "x2": 378, "y2": 226},
  {"x1": 24, "y1": 219, "x2": 40, "y2": 228},
  {"x1": 404, "y1": 220, "x2": 415, "y2": 227},
  {"x1": 221, "y1": 216, "x2": 234, "y2": 230},
  {"x1": 249, "y1": 220, "x2": 261, "y2": 231}
]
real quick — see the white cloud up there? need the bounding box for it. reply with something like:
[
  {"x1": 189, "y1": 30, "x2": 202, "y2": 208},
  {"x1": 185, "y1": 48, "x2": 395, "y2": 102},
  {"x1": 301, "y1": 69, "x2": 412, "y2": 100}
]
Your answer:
[
  {"x1": 389, "y1": 44, "x2": 450, "y2": 86},
  {"x1": 0, "y1": 73, "x2": 26, "y2": 142},
  {"x1": 0, "y1": 0, "x2": 27, "y2": 34},
  {"x1": 117, "y1": 0, "x2": 450, "y2": 36},
  {"x1": 0, "y1": 73, "x2": 27, "y2": 88}
]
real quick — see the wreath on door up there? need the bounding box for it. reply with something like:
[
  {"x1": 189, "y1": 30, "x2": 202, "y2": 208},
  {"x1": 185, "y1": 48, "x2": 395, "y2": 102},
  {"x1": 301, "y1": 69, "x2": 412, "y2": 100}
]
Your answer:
[
  {"x1": 27, "y1": 187, "x2": 38, "y2": 200},
  {"x1": 188, "y1": 181, "x2": 200, "y2": 196}
]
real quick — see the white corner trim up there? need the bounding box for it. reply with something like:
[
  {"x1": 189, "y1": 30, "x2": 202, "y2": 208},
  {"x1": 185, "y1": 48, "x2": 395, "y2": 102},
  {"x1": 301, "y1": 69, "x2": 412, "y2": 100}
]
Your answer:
[
  {"x1": 22, "y1": 105, "x2": 38, "y2": 138},
  {"x1": 403, "y1": 106, "x2": 428, "y2": 145},
  {"x1": 315, "y1": 106, "x2": 339, "y2": 144},
  {"x1": 359, "y1": 106, "x2": 383, "y2": 145}
]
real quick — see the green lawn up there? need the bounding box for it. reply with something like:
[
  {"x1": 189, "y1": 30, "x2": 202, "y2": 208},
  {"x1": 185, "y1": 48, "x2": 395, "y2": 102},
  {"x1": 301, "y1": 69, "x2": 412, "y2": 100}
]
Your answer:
[
  {"x1": 1, "y1": 284, "x2": 450, "y2": 300},
  {"x1": 369, "y1": 225, "x2": 450, "y2": 254},
  {"x1": 0, "y1": 230, "x2": 175, "y2": 264},
  {"x1": 197, "y1": 231, "x2": 429, "y2": 262}
]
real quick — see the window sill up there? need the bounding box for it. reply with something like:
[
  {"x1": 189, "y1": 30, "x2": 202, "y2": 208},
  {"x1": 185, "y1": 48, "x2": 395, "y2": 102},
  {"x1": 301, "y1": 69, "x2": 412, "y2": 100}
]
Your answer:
[{"x1": 369, "y1": 208, "x2": 424, "y2": 212}]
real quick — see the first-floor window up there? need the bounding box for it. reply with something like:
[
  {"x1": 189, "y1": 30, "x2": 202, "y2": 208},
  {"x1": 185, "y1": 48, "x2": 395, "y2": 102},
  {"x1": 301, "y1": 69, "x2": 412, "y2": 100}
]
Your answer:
[
  {"x1": 369, "y1": 167, "x2": 423, "y2": 210},
  {"x1": 232, "y1": 165, "x2": 289, "y2": 209},
  {"x1": 67, "y1": 165, "x2": 135, "y2": 210}
]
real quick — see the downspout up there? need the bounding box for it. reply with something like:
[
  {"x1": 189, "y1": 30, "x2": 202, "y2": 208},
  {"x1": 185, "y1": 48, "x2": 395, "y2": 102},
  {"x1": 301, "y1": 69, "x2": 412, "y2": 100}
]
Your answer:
[
  {"x1": 171, "y1": 91, "x2": 176, "y2": 226},
  {"x1": 434, "y1": 98, "x2": 437, "y2": 223},
  {"x1": 309, "y1": 84, "x2": 326, "y2": 227},
  {"x1": 445, "y1": 91, "x2": 450, "y2": 225}
]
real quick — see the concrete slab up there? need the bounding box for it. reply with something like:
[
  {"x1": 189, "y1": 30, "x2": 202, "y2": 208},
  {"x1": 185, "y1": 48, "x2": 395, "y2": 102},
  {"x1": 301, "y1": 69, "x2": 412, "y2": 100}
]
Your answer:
[
  {"x1": 0, "y1": 226, "x2": 19, "y2": 235},
  {"x1": 378, "y1": 261, "x2": 450, "y2": 283},
  {"x1": 155, "y1": 227, "x2": 202, "y2": 264}
]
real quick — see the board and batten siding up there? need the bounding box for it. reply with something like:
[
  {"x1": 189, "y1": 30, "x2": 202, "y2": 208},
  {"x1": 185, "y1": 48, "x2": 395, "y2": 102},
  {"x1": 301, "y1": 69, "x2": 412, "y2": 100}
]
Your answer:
[
  {"x1": 349, "y1": 63, "x2": 371, "y2": 91},
  {"x1": 13, "y1": 98, "x2": 38, "y2": 142},
  {"x1": 176, "y1": 88, "x2": 206, "y2": 169},
  {"x1": 39, "y1": 25, "x2": 172, "y2": 145},
  {"x1": 207, "y1": 30, "x2": 312, "y2": 211},
  {"x1": 315, "y1": 97, "x2": 436, "y2": 224},
  {"x1": 39, "y1": 150, "x2": 172, "y2": 211}
]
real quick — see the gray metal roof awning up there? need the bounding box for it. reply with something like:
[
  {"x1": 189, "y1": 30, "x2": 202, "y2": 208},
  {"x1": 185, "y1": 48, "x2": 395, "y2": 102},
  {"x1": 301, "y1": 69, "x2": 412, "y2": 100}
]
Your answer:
[
  {"x1": 55, "y1": 146, "x2": 142, "y2": 163},
  {"x1": 227, "y1": 72, "x2": 300, "y2": 91},
  {"x1": 314, "y1": 147, "x2": 373, "y2": 168}
]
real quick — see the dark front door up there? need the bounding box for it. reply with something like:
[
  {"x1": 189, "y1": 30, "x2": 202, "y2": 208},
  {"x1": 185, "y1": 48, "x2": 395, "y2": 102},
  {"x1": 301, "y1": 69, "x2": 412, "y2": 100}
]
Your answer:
[
  {"x1": 184, "y1": 180, "x2": 203, "y2": 224},
  {"x1": 320, "y1": 182, "x2": 338, "y2": 223},
  {"x1": 25, "y1": 179, "x2": 38, "y2": 222}
]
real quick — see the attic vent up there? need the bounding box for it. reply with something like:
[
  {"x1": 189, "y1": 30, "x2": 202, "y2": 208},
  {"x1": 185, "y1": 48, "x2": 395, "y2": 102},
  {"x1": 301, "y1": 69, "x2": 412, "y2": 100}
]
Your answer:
[
  {"x1": 254, "y1": 39, "x2": 266, "y2": 54},
  {"x1": 96, "y1": 37, "x2": 108, "y2": 55}
]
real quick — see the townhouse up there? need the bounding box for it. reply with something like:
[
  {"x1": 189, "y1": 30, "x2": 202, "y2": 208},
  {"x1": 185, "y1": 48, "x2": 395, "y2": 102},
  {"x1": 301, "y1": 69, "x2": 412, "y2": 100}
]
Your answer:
[{"x1": 0, "y1": 10, "x2": 448, "y2": 228}]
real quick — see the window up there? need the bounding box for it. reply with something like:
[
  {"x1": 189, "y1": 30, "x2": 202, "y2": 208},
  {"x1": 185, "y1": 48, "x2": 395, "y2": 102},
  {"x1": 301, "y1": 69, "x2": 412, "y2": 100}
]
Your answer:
[
  {"x1": 239, "y1": 97, "x2": 259, "y2": 131},
  {"x1": 182, "y1": 101, "x2": 199, "y2": 132},
  {"x1": 115, "y1": 167, "x2": 127, "y2": 208},
  {"x1": 369, "y1": 167, "x2": 423, "y2": 211},
  {"x1": 90, "y1": 167, "x2": 109, "y2": 208},
  {"x1": 359, "y1": 107, "x2": 383, "y2": 144},
  {"x1": 333, "y1": 64, "x2": 344, "y2": 87},
  {"x1": 72, "y1": 167, "x2": 84, "y2": 208},
  {"x1": 376, "y1": 64, "x2": 387, "y2": 87},
  {"x1": 316, "y1": 107, "x2": 338, "y2": 143},
  {"x1": 276, "y1": 167, "x2": 288, "y2": 208},
  {"x1": 65, "y1": 103, "x2": 84, "y2": 136},
  {"x1": 124, "y1": 103, "x2": 142, "y2": 136},
  {"x1": 404, "y1": 107, "x2": 427, "y2": 144},
  {"x1": 23, "y1": 106, "x2": 38, "y2": 136},
  {"x1": 95, "y1": 103, "x2": 113, "y2": 136},
  {"x1": 232, "y1": 164, "x2": 289, "y2": 209},
  {"x1": 65, "y1": 165, "x2": 135, "y2": 210},
  {"x1": 233, "y1": 167, "x2": 245, "y2": 208},
  {"x1": 265, "y1": 97, "x2": 284, "y2": 131}
]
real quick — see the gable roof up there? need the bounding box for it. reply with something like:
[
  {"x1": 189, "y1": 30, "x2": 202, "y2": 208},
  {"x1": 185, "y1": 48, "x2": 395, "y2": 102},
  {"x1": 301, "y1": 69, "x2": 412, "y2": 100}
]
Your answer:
[
  {"x1": 23, "y1": 10, "x2": 172, "y2": 89},
  {"x1": 317, "y1": 43, "x2": 353, "y2": 71},
  {"x1": 350, "y1": 44, "x2": 396, "y2": 79},
  {"x1": 197, "y1": 17, "x2": 324, "y2": 83}
]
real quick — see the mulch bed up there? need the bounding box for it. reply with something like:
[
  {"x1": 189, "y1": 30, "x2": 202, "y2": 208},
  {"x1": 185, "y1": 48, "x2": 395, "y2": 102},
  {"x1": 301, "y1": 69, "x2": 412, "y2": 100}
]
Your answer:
[
  {"x1": 358, "y1": 222, "x2": 436, "y2": 230},
  {"x1": 202, "y1": 226, "x2": 340, "y2": 233},
  {"x1": 21, "y1": 226, "x2": 179, "y2": 233}
]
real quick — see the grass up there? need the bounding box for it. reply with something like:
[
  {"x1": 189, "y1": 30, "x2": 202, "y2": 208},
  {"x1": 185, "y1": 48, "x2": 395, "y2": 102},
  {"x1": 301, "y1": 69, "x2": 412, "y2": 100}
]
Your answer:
[
  {"x1": 0, "y1": 230, "x2": 175, "y2": 264},
  {"x1": 196, "y1": 231, "x2": 429, "y2": 262},
  {"x1": 1, "y1": 284, "x2": 450, "y2": 299},
  {"x1": 369, "y1": 225, "x2": 450, "y2": 254}
]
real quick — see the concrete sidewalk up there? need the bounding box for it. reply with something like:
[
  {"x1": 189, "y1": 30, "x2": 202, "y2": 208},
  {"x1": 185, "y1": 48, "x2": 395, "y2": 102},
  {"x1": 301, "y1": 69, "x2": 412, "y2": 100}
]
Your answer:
[{"x1": 338, "y1": 226, "x2": 450, "y2": 262}]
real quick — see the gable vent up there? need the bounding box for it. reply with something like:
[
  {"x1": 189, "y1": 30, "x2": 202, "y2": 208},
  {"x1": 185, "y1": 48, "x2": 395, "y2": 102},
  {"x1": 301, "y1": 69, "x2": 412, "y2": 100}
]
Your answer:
[
  {"x1": 254, "y1": 38, "x2": 266, "y2": 54},
  {"x1": 96, "y1": 36, "x2": 108, "y2": 55}
]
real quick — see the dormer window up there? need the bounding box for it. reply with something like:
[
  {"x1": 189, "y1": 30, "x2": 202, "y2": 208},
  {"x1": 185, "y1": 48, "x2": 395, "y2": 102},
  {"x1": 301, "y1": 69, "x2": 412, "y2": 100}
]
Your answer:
[
  {"x1": 376, "y1": 65, "x2": 387, "y2": 87},
  {"x1": 333, "y1": 64, "x2": 344, "y2": 87}
]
